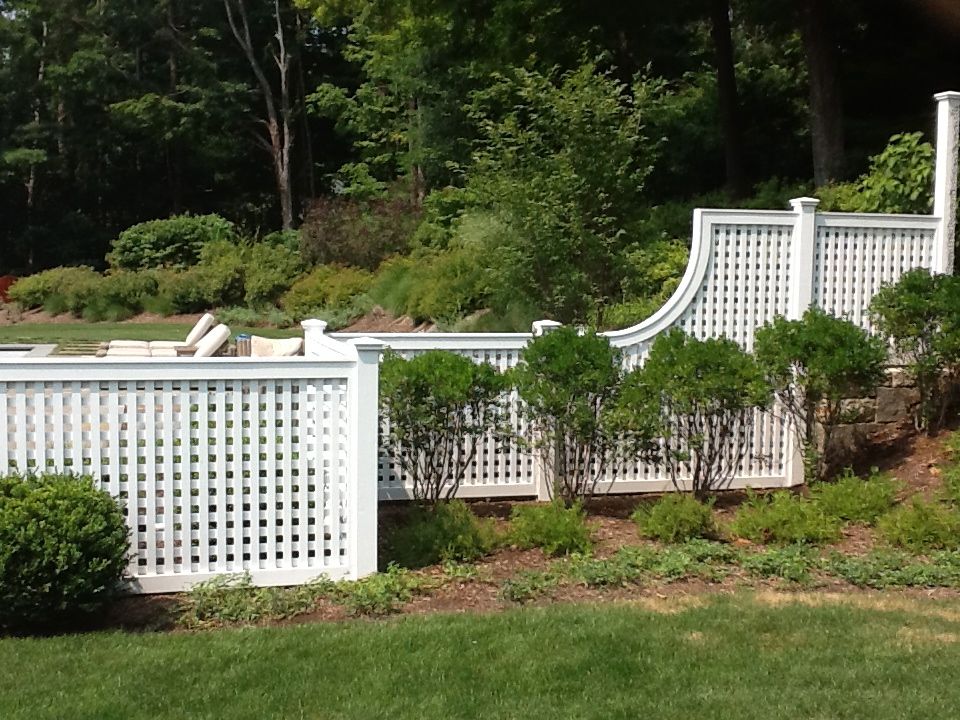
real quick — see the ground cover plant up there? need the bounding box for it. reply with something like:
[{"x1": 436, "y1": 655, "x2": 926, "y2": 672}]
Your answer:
[{"x1": 632, "y1": 494, "x2": 716, "y2": 542}]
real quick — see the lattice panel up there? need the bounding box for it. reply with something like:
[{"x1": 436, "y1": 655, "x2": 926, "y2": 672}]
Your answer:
[
  {"x1": 813, "y1": 221, "x2": 937, "y2": 330},
  {"x1": 0, "y1": 378, "x2": 350, "y2": 585},
  {"x1": 376, "y1": 346, "x2": 536, "y2": 498}
]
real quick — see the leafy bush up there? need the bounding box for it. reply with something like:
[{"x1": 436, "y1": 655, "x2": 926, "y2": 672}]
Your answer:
[
  {"x1": 214, "y1": 305, "x2": 295, "y2": 329},
  {"x1": 108, "y1": 214, "x2": 238, "y2": 270},
  {"x1": 387, "y1": 501, "x2": 500, "y2": 568},
  {"x1": 632, "y1": 494, "x2": 716, "y2": 543},
  {"x1": 0, "y1": 473, "x2": 129, "y2": 630},
  {"x1": 7, "y1": 266, "x2": 102, "y2": 313},
  {"x1": 281, "y1": 264, "x2": 373, "y2": 319},
  {"x1": 730, "y1": 491, "x2": 841, "y2": 545},
  {"x1": 300, "y1": 187, "x2": 420, "y2": 270},
  {"x1": 514, "y1": 327, "x2": 638, "y2": 502},
  {"x1": 869, "y1": 269, "x2": 960, "y2": 431},
  {"x1": 740, "y1": 545, "x2": 817, "y2": 584},
  {"x1": 380, "y1": 351, "x2": 509, "y2": 504},
  {"x1": 82, "y1": 271, "x2": 160, "y2": 321},
  {"x1": 810, "y1": 469, "x2": 900, "y2": 525},
  {"x1": 754, "y1": 308, "x2": 887, "y2": 479},
  {"x1": 877, "y1": 497, "x2": 960, "y2": 552},
  {"x1": 509, "y1": 501, "x2": 593, "y2": 556},
  {"x1": 817, "y1": 132, "x2": 935, "y2": 214},
  {"x1": 331, "y1": 564, "x2": 428, "y2": 616},
  {"x1": 616, "y1": 329, "x2": 771, "y2": 498},
  {"x1": 241, "y1": 243, "x2": 304, "y2": 307},
  {"x1": 179, "y1": 573, "x2": 330, "y2": 628}
]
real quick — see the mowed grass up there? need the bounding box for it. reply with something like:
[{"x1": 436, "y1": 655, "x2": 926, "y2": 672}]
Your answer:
[
  {"x1": 3, "y1": 593, "x2": 960, "y2": 720},
  {"x1": 0, "y1": 323, "x2": 300, "y2": 344}
]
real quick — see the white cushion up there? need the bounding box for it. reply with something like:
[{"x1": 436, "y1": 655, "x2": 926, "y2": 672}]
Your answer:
[
  {"x1": 105, "y1": 346, "x2": 151, "y2": 357},
  {"x1": 251, "y1": 336, "x2": 303, "y2": 357},
  {"x1": 108, "y1": 340, "x2": 150, "y2": 350},
  {"x1": 193, "y1": 324, "x2": 230, "y2": 357},
  {"x1": 148, "y1": 340, "x2": 188, "y2": 350},
  {"x1": 184, "y1": 313, "x2": 216, "y2": 346},
  {"x1": 149, "y1": 348, "x2": 179, "y2": 358}
]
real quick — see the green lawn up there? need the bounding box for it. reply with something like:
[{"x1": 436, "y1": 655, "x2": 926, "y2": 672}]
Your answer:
[
  {"x1": 0, "y1": 323, "x2": 301, "y2": 345},
  {"x1": 2, "y1": 593, "x2": 959, "y2": 719}
]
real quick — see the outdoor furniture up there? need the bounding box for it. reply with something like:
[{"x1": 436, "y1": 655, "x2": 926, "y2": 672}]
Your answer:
[
  {"x1": 250, "y1": 335, "x2": 303, "y2": 357},
  {"x1": 107, "y1": 313, "x2": 216, "y2": 353},
  {"x1": 99, "y1": 321, "x2": 229, "y2": 358}
]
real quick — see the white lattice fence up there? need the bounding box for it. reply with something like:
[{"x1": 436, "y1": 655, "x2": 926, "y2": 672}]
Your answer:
[{"x1": 0, "y1": 350, "x2": 381, "y2": 592}]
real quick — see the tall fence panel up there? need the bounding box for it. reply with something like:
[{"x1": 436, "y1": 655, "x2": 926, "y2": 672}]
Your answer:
[{"x1": 0, "y1": 347, "x2": 381, "y2": 593}]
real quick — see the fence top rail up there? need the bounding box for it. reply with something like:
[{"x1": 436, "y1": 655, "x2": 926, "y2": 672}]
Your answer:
[
  {"x1": 329, "y1": 332, "x2": 532, "y2": 351},
  {"x1": 688, "y1": 208, "x2": 797, "y2": 223},
  {"x1": 0, "y1": 356, "x2": 358, "y2": 382},
  {"x1": 817, "y1": 212, "x2": 941, "y2": 229}
]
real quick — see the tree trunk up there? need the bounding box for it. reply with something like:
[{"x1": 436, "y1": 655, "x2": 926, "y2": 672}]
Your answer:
[
  {"x1": 799, "y1": 0, "x2": 845, "y2": 186},
  {"x1": 709, "y1": 0, "x2": 748, "y2": 198}
]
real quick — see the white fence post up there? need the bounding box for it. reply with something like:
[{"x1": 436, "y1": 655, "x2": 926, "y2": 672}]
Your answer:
[
  {"x1": 787, "y1": 197, "x2": 820, "y2": 320},
  {"x1": 933, "y1": 91, "x2": 960, "y2": 275},
  {"x1": 784, "y1": 197, "x2": 819, "y2": 487},
  {"x1": 529, "y1": 320, "x2": 561, "y2": 501},
  {"x1": 347, "y1": 338, "x2": 383, "y2": 578}
]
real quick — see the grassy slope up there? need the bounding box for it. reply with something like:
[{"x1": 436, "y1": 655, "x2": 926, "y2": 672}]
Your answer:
[
  {"x1": 0, "y1": 323, "x2": 300, "y2": 344},
  {"x1": 2, "y1": 594, "x2": 960, "y2": 719}
]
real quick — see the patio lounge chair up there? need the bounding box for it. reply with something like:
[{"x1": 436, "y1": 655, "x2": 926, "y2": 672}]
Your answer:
[
  {"x1": 102, "y1": 321, "x2": 230, "y2": 358},
  {"x1": 107, "y1": 313, "x2": 216, "y2": 353}
]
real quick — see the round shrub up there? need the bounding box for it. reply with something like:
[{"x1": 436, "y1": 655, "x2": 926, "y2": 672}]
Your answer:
[
  {"x1": 108, "y1": 214, "x2": 238, "y2": 270},
  {"x1": 729, "y1": 491, "x2": 841, "y2": 545},
  {"x1": 877, "y1": 497, "x2": 960, "y2": 552},
  {"x1": 810, "y1": 469, "x2": 900, "y2": 525},
  {"x1": 509, "y1": 501, "x2": 593, "y2": 556},
  {"x1": 388, "y1": 500, "x2": 500, "y2": 568},
  {"x1": 7, "y1": 266, "x2": 102, "y2": 313},
  {"x1": 280, "y1": 264, "x2": 372, "y2": 319},
  {"x1": 0, "y1": 473, "x2": 129, "y2": 630},
  {"x1": 633, "y1": 494, "x2": 716, "y2": 543}
]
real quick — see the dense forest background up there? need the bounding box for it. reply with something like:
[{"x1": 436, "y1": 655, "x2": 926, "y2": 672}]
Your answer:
[{"x1": 2, "y1": 0, "x2": 960, "y2": 329}]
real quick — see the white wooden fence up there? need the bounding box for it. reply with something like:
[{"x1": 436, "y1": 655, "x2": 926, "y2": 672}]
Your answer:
[
  {"x1": 329, "y1": 90, "x2": 960, "y2": 501},
  {"x1": 0, "y1": 338, "x2": 382, "y2": 592}
]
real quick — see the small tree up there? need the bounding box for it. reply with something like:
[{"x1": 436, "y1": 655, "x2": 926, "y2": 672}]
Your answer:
[
  {"x1": 380, "y1": 350, "x2": 509, "y2": 505},
  {"x1": 618, "y1": 329, "x2": 771, "y2": 499},
  {"x1": 869, "y1": 269, "x2": 960, "y2": 432},
  {"x1": 513, "y1": 327, "x2": 637, "y2": 503},
  {"x1": 754, "y1": 308, "x2": 887, "y2": 479}
]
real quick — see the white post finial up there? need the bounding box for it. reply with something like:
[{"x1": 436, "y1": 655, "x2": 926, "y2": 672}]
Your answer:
[
  {"x1": 933, "y1": 91, "x2": 960, "y2": 275},
  {"x1": 532, "y1": 319, "x2": 562, "y2": 337},
  {"x1": 787, "y1": 197, "x2": 820, "y2": 321},
  {"x1": 300, "y1": 318, "x2": 329, "y2": 357}
]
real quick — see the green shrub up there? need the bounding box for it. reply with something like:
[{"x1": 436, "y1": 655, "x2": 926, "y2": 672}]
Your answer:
[
  {"x1": 869, "y1": 269, "x2": 960, "y2": 432},
  {"x1": 331, "y1": 564, "x2": 429, "y2": 616},
  {"x1": 108, "y1": 214, "x2": 238, "y2": 270},
  {"x1": 754, "y1": 308, "x2": 887, "y2": 479},
  {"x1": 387, "y1": 501, "x2": 500, "y2": 568},
  {"x1": 509, "y1": 501, "x2": 593, "y2": 556},
  {"x1": 7, "y1": 266, "x2": 102, "y2": 313},
  {"x1": 817, "y1": 132, "x2": 935, "y2": 214},
  {"x1": 877, "y1": 497, "x2": 960, "y2": 552},
  {"x1": 632, "y1": 494, "x2": 716, "y2": 543},
  {"x1": 82, "y1": 271, "x2": 160, "y2": 321},
  {"x1": 514, "y1": 327, "x2": 635, "y2": 501},
  {"x1": 380, "y1": 351, "x2": 509, "y2": 504},
  {"x1": 616, "y1": 329, "x2": 771, "y2": 498},
  {"x1": 242, "y1": 243, "x2": 304, "y2": 307},
  {"x1": 0, "y1": 472, "x2": 129, "y2": 630},
  {"x1": 730, "y1": 491, "x2": 841, "y2": 545},
  {"x1": 740, "y1": 545, "x2": 816, "y2": 584},
  {"x1": 281, "y1": 265, "x2": 373, "y2": 318},
  {"x1": 810, "y1": 469, "x2": 900, "y2": 525},
  {"x1": 215, "y1": 305, "x2": 295, "y2": 328}
]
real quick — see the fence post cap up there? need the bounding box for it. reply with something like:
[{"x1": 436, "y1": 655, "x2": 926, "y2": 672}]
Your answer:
[
  {"x1": 532, "y1": 319, "x2": 563, "y2": 336},
  {"x1": 300, "y1": 319, "x2": 329, "y2": 332},
  {"x1": 347, "y1": 337, "x2": 385, "y2": 351},
  {"x1": 934, "y1": 91, "x2": 960, "y2": 103},
  {"x1": 789, "y1": 197, "x2": 821, "y2": 210}
]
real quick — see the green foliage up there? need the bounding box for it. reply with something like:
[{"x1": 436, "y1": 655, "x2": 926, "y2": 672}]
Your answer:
[
  {"x1": 509, "y1": 501, "x2": 592, "y2": 556},
  {"x1": 7, "y1": 266, "x2": 102, "y2": 313},
  {"x1": 754, "y1": 308, "x2": 887, "y2": 478},
  {"x1": 300, "y1": 189, "x2": 421, "y2": 270},
  {"x1": 817, "y1": 133, "x2": 935, "y2": 214},
  {"x1": 82, "y1": 271, "x2": 160, "y2": 321},
  {"x1": 387, "y1": 501, "x2": 500, "y2": 568},
  {"x1": 178, "y1": 573, "x2": 332, "y2": 629},
  {"x1": 822, "y1": 550, "x2": 960, "y2": 589},
  {"x1": 380, "y1": 351, "x2": 508, "y2": 504},
  {"x1": 281, "y1": 265, "x2": 373, "y2": 319},
  {"x1": 514, "y1": 327, "x2": 634, "y2": 501},
  {"x1": 331, "y1": 564, "x2": 429, "y2": 617},
  {"x1": 632, "y1": 495, "x2": 716, "y2": 543},
  {"x1": 0, "y1": 472, "x2": 129, "y2": 630},
  {"x1": 877, "y1": 497, "x2": 960, "y2": 552},
  {"x1": 214, "y1": 306, "x2": 295, "y2": 329},
  {"x1": 730, "y1": 491, "x2": 842, "y2": 545},
  {"x1": 241, "y1": 243, "x2": 304, "y2": 307},
  {"x1": 810, "y1": 469, "x2": 900, "y2": 525},
  {"x1": 739, "y1": 545, "x2": 817, "y2": 584},
  {"x1": 869, "y1": 269, "x2": 960, "y2": 431},
  {"x1": 617, "y1": 329, "x2": 771, "y2": 497},
  {"x1": 460, "y1": 64, "x2": 656, "y2": 323},
  {"x1": 499, "y1": 569, "x2": 561, "y2": 603},
  {"x1": 108, "y1": 214, "x2": 238, "y2": 271}
]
